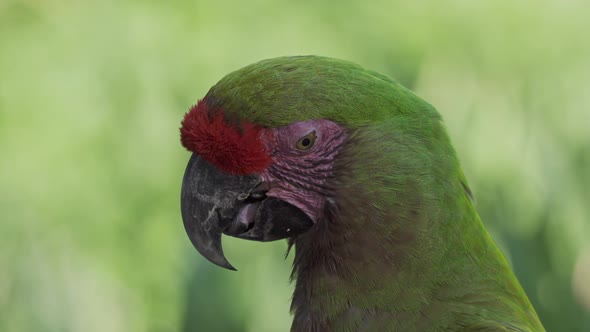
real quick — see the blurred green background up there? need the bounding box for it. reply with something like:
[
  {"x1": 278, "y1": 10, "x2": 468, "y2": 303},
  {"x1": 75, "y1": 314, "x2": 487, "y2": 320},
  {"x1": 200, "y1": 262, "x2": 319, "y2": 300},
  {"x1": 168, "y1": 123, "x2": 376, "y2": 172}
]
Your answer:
[{"x1": 1, "y1": 0, "x2": 589, "y2": 331}]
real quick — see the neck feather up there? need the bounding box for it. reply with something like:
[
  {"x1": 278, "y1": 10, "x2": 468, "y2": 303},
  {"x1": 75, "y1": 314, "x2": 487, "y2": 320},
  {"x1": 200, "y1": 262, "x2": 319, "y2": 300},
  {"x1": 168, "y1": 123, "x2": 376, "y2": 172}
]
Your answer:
[{"x1": 288, "y1": 173, "x2": 537, "y2": 331}]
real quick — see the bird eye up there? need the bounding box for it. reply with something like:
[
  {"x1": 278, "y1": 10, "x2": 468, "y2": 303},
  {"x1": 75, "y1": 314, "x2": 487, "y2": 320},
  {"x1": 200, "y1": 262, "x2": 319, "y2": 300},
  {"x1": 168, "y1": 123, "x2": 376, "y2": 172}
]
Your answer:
[{"x1": 295, "y1": 131, "x2": 316, "y2": 151}]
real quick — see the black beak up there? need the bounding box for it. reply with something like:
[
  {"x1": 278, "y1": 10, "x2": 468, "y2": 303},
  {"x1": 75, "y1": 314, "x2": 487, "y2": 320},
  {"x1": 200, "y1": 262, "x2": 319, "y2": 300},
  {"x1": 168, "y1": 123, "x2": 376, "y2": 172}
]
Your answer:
[{"x1": 181, "y1": 154, "x2": 313, "y2": 270}]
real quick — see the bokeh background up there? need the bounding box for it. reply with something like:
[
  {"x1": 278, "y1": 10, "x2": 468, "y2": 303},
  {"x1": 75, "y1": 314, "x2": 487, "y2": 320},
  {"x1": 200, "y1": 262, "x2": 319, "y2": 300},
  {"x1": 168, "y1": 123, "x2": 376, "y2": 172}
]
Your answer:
[{"x1": 1, "y1": 0, "x2": 589, "y2": 331}]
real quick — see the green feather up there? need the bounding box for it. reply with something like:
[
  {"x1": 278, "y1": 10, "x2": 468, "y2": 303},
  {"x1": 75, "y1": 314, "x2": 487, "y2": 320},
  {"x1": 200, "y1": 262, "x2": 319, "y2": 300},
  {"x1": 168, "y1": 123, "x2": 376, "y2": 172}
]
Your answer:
[{"x1": 206, "y1": 56, "x2": 545, "y2": 331}]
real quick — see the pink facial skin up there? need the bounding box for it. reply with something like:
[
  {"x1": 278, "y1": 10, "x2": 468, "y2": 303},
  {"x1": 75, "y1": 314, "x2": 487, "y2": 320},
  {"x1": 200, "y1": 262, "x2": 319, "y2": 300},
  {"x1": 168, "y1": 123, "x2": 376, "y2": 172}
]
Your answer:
[{"x1": 259, "y1": 119, "x2": 348, "y2": 223}]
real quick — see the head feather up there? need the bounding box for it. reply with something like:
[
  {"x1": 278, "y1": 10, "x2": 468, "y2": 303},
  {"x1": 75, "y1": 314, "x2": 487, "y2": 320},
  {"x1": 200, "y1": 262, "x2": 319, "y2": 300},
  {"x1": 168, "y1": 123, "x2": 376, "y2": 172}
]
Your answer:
[{"x1": 180, "y1": 99, "x2": 271, "y2": 175}]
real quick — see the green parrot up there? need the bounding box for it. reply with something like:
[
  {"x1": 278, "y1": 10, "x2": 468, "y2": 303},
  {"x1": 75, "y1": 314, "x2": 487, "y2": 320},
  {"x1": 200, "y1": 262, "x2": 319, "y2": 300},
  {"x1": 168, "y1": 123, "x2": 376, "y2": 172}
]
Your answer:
[{"x1": 179, "y1": 56, "x2": 545, "y2": 331}]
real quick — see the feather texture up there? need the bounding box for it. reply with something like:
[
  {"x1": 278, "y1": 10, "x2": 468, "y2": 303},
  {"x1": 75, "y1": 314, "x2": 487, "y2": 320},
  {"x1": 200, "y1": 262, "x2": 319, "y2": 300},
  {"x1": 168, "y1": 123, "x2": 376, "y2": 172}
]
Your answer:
[{"x1": 203, "y1": 56, "x2": 545, "y2": 331}]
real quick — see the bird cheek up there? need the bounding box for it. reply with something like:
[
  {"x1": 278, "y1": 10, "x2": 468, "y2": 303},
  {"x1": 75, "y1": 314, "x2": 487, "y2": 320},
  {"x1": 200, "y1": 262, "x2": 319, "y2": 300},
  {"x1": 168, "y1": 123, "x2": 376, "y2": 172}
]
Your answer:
[{"x1": 258, "y1": 151, "x2": 325, "y2": 224}]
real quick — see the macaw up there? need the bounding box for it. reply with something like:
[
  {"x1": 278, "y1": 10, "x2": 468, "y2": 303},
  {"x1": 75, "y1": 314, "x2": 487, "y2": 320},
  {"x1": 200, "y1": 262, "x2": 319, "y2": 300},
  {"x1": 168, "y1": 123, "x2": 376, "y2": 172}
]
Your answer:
[{"x1": 179, "y1": 56, "x2": 544, "y2": 331}]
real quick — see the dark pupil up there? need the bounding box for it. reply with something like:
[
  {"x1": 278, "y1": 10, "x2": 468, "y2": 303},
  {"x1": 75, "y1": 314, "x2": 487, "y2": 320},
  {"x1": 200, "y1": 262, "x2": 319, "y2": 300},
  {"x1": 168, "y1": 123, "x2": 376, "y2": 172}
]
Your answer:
[{"x1": 301, "y1": 138, "x2": 311, "y2": 146}]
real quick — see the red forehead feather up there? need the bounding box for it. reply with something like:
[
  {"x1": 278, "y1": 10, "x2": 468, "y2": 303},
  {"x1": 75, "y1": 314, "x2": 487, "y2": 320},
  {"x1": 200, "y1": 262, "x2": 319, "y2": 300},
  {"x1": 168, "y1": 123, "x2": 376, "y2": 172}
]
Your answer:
[{"x1": 180, "y1": 100, "x2": 271, "y2": 175}]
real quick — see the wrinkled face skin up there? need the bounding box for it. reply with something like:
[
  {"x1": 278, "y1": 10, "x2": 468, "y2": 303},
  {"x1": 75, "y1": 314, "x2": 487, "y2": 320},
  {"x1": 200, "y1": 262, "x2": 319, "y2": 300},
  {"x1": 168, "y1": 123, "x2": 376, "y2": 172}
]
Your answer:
[
  {"x1": 180, "y1": 101, "x2": 348, "y2": 270},
  {"x1": 260, "y1": 119, "x2": 347, "y2": 224}
]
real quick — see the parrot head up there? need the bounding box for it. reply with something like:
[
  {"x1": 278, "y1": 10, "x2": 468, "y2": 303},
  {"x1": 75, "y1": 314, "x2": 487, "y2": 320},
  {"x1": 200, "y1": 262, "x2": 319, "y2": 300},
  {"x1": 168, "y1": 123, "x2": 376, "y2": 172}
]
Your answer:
[
  {"x1": 180, "y1": 55, "x2": 440, "y2": 270},
  {"x1": 180, "y1": 101, "x2": 348, "y2": 270}
]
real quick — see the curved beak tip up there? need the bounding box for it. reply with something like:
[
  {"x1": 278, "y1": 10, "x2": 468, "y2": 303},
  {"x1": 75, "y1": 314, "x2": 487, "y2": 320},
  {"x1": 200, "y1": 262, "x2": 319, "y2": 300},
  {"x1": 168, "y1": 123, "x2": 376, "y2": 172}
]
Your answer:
[
  {"x1": 201, "y1": 249, "x2": 237, "y2": 271},
  {"x1": 185, "y1": 227, "x2": 237, "y2": 271}
]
